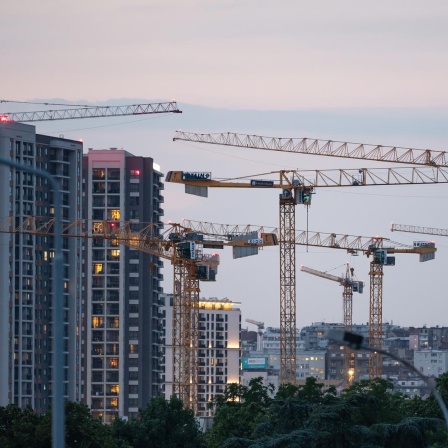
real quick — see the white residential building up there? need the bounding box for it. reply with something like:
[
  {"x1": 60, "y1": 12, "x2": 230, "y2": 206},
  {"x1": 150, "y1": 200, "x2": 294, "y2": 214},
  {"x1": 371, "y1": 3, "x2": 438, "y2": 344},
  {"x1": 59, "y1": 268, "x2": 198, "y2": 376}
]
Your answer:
[
  {"x1": 414, "y1": 350, "x2": 448, "y2": 378},
  {"x1": 164, "y1": 296, "x2": 241, "y2": 416}
]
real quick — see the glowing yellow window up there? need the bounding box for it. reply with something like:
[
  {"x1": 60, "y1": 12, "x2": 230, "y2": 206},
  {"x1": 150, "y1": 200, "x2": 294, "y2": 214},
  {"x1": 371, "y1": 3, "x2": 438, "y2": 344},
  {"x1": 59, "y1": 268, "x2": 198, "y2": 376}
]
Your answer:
[
  {"x1": 110, "y1": 210, "x2": 120, "y2": 220},
  {"x1": 111, "y1": 249, "x2": 120, "y2": 258},
  {"x1": 109, "y1": 358, "x2": 119, "y2": 368},
  {"x1": 110, "y1": 385, "x2": 119, "y2": 394},
  {"x1": 93, "y1": 222, "x2": 104, "y2": 234},
  {"x1": 94, "y1": 263, "x2": 103, "y2": 274},
  {"x1": 92, "y1": 317, "x2": 104, "y2": 328}
]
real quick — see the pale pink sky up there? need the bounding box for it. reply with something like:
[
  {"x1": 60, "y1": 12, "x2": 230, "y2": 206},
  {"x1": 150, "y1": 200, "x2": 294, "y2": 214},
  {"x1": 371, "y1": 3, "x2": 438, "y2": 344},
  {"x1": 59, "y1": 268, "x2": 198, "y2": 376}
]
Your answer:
[
  {"x1": 2, "y1": 1, "x2": 448, "y2": 109},
  {"x1": 2, "y1": 1, "x2": 448, "y2": 329}
]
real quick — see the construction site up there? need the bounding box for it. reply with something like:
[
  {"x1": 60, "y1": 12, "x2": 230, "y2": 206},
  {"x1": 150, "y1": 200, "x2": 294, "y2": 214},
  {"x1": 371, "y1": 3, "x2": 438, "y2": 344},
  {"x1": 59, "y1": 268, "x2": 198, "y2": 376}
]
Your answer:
[{"x1": 0, "y1": 100, "x2": 446, "y2": 425}]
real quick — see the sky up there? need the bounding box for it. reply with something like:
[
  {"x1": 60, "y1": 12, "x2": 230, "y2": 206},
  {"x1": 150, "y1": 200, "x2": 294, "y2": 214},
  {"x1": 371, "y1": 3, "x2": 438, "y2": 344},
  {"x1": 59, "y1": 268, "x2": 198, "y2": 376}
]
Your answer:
[{"x1": 1, "y1": 1, "x2": 448, "y2": 330}]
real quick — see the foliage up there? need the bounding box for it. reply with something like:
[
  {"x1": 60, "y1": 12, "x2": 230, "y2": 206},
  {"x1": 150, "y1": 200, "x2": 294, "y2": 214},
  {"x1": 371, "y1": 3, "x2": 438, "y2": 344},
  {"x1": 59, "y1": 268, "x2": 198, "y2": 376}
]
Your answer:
[
  {"x1": 204, "y1": 376, "x2": 448, "y2": 448},
  {"x1": 111, "y1": 395, "x2": 203, "y2": 448},
  {"x1": 0, "y1": 376, "x2": 447, "y2": 447},
  {"x1": 205, "y1": 378, "x2": 274, "y2": 448}
]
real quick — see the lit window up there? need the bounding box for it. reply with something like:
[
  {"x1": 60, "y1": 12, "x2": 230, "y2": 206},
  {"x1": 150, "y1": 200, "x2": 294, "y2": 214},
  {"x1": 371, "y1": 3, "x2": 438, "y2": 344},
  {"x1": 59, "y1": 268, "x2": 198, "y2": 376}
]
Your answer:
[
  {"x1": 92, "y1": 317, "x2": 104, "y2": 328},
  {"x1": 93, "y1": 169, "x2": 105, "y2": 180},
  {"x1": 109, "y1": 209, "x2": 120, "y2": 220},
  {"x1": 93, "y1": 222, "x2": 104, "y2": 234},
  {"x1": 111, "y1": 249, "x2": 120, "y2": 259},
  {"x1": 109, "y1": 358, "x2": 119, "y2": 368},
  {"x1": 130, "y1": 169, "x2": 140, "y2": 178},
  {"x1": 94, "y1": 263, "x2": 103, "y2": 274},
  {"x1": 110, "y1": 385, "x2": 119, "y2": 394}
]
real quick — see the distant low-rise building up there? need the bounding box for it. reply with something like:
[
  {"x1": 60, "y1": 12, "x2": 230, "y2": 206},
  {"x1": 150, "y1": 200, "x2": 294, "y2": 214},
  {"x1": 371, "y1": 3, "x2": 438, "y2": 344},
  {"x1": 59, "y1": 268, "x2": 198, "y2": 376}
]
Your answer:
[{"x1": 414, "y1": 350, "x2": 448, "y2": 377}]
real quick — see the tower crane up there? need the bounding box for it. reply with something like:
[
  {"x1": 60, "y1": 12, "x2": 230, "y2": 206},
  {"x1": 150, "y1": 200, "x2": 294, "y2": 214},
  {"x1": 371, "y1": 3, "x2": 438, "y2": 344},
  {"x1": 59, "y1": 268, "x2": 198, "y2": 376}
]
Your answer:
[
  {"x1": 0, "y1": 215, "x2": 277, "y2": 413},
  {"x1": 0, "y1": 101, "x2": 181, "y2": 122},
  {"x1": 173, "y1": 131, "x2": 448, "y2": 167},
  {"x1": 300, "y1": 263, "x2": 363, "y2": 384},
  {"x1": 171, "y1": 131, "x2": 448, "y2": 383},
  {"x1": 167, "y1": 167, "x2": 446, "y2": 383},
  {"x1": 391, "y1": 223, "x2": 448, "y2": 237},
  {"x1": 182, "y1": 219, "x2": 437, "y2": 380},
  {"x1": 245, "y1": 319, "x2": 265, "y2": 351}
]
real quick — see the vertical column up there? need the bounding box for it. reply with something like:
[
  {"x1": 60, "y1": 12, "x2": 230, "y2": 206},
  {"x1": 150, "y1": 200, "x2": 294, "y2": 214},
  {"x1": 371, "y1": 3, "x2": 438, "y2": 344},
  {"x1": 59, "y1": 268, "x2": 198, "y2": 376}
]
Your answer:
[
  {"x1": 279, "y1": 197, "x2": 296, "y2": 384},
  {"x1": 369, "y1": 261, "x2": 383, "y2": 379}
]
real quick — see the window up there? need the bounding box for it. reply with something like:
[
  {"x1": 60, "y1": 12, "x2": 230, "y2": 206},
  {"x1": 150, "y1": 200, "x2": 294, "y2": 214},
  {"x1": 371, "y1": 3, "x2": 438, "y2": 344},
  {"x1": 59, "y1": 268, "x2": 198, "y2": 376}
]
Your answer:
[
  {"x1": 108, "y1": 249, "x2": 120, "y2": 261},
  {"x1": 129, "y1": 277, "x2": 139, "y2": 286},
  {"x1": 129, "y1": 318, "x2": 139, "y2": 327},
  {"x1": 93, "y1": 169, "x2": 105, "y2": 180},
  {"x1": 92, "y1": 304, "x2": 104, "y2": 315},
  {"x1": 107, "y1": 168, "x2": 120, "y2": 180},
  {"x1": 108, "y1": 384, "x2": 119, "y2": 395},
  {"x1": 107, "y1": 317, "x2": 119, "y2": 328},
  {"x1": 92, "y1": 331, "x2": 103, "y2": 342},
  {"x1": 93, "y1": 182, "x2": 105, "y2": 194},
  {"x1": 92, "y1": 317, "x2": 104, "y2": 328},
  {"x1": 92, "y1": 358, "x2": 104, "y2": 369},
  {"x1": 107, "y1": 398, "x2": 118, "y2": 409},
  {"x1": 93, "y1": 263, "x2": 104, "y2": 274},
  {"x1": 93, "y1": 209, "x2": 104, "y2": 220},
  {"x1": 129, "y1": 196, "x2": 139, "y2": 206},
  {"x1": 107, "y1": 196, "x2": 120, "y2": 207},
  {"x1": 108, "y1": 358, "x2": 119, "y2": 368},
  {"x1": 107, "y1": 182, "x2": 120, "y2": 194},
  {"x1": 92, "y1": 371, "x2": 103, "y2": 382},
  {"x1": 107, "y1": 290, "x2": 119, "y2": 302},
  {"x1": 130, "y1": 169, "x2": 140, "y2": 178},
  {"x1": 108, "y1": 209, "x2": 120, "y2": 220},
  {"x1": 93, "y1": 196, "x2": 105, "y2": 207}
]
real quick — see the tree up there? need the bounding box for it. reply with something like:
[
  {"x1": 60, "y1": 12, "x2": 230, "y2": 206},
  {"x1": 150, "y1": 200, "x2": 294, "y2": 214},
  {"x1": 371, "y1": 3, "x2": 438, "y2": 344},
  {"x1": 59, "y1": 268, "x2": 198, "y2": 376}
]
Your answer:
[
  {"x1": 115, "y1": 396, "x2": 203, "y2": 448},
  {"x1": 0, "y1": 404, "x2": 44, "y2": 448},
  {"x1": 206, "y1": 378, "x2": 273, "y2": 448}
]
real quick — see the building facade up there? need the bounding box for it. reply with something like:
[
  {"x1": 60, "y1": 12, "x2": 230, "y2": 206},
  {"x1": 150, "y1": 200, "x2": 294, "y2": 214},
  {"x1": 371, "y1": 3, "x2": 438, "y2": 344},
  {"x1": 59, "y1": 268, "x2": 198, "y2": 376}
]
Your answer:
[
  {"x1": 82, "y1": 148, "x2": 165, "y2": 422},
  {"x1": 164, "y1": 296, "x2": 241, "y2": 417},
  {"x1": 0, "y1": 120, "x2": 83, "y2": 412},
  {"x1": 414, "y1": 350, "x2": 448, "y2": 378}
]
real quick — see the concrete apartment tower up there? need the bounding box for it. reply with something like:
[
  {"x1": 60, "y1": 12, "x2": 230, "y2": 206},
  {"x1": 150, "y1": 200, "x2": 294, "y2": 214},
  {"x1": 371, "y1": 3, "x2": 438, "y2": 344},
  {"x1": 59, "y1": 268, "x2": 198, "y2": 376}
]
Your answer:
[
  {"x1": 82, "y1": 148, "x2": 164, "y2": 422},
  {"x1": 0, "y1": 120, "x2": 83, "y2": 412},
  {"x1": 163, "y1": 295, "x2": 241, "y2": 417}
]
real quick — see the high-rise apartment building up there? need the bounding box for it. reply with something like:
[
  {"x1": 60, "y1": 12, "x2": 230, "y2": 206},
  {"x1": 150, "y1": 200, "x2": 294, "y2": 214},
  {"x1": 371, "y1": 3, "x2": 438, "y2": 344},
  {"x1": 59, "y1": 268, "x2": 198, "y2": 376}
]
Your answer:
[
  {"x1": 0, "y1": 120, "x2": 83, "y2": 412},
  {"x1": 82, "y1": 148, "x2": 165, "y2": 422},
  {"x1": 163, "y1": 296, "x2": 241, "y2": 417}
]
